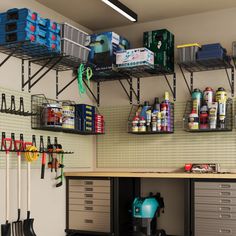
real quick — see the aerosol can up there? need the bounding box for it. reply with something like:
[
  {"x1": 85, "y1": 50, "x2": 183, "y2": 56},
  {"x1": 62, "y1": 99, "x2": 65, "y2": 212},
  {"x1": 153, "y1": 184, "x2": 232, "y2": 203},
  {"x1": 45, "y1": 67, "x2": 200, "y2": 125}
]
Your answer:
[
  {"x1": 188, "y1": 109, "x2": 199, "y2": 130},
  {"x1": 203, "y1": 87, "x2": 214, "y2": 105},
  {"x1": 216, "y1": 87, "x2": 227, "y2": 128},
  {"x1": 192, "y1": 89, "x2": 202, "y2": 115},
  {"x1": 161, "y1": 92, "x2": 171, "y2": 132}
]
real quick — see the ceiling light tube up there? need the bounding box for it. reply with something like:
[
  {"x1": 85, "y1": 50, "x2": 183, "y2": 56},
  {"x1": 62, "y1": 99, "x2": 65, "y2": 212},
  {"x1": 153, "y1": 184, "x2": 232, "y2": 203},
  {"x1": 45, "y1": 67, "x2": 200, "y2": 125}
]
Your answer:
[{"x1": 102, "y1": 0, "x2": 138, "y2": 22}]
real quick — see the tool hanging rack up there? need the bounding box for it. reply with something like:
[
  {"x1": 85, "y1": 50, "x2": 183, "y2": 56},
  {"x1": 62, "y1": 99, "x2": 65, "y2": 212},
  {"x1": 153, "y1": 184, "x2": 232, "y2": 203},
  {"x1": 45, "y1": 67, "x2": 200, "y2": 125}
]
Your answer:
[
  {"x1": 178, "y1": 58, "x2": 234, "y2": 96},
  {"x1": 0, "y1": 41, "x2": 176, "y2": 106}
]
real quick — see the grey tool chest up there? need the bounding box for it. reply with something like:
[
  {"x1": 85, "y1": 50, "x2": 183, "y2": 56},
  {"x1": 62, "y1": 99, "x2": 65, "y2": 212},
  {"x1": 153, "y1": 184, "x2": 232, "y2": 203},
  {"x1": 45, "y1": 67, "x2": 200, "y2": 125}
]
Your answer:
[
  {"x1": 66, "y1": 177, "x2": 113, "y2": 235},
  {"x1": 194, "y1": 181, "x2": 236, "y2": 236}
]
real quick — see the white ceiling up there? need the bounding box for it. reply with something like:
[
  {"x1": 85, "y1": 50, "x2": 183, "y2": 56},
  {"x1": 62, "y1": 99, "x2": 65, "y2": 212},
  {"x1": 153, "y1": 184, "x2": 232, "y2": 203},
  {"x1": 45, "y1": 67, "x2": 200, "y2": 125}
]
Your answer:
[{"x1": 36, "y1": 0, "x2": 236, "y2": 31}]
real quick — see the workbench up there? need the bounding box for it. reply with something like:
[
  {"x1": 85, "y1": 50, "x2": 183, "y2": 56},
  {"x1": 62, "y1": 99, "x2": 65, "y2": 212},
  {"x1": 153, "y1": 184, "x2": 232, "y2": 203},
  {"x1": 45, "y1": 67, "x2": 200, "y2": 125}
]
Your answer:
[{"x1": 64, "y1": 172, "x2": 236, "y2": 236}]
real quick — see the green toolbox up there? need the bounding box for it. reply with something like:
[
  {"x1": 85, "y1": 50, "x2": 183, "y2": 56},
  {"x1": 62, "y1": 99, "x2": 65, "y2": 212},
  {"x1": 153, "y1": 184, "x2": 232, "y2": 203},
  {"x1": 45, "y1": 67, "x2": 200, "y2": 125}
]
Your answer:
[{"x1": 143, "y1": 29, "x2": 174, "y2": 73}]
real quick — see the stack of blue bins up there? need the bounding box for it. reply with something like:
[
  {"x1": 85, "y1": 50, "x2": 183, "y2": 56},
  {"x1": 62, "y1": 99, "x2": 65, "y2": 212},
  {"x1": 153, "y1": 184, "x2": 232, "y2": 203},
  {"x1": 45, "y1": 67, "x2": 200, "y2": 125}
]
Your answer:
[
  {"x1": 197, "y1": 43, "x2": 230, "y2": 62},
  {"x1": 75, "y1": 104, "x2": 95, "y2": 132},
  {"x1": 0, "y1": 8, "x2": 61, "y2": 56}
]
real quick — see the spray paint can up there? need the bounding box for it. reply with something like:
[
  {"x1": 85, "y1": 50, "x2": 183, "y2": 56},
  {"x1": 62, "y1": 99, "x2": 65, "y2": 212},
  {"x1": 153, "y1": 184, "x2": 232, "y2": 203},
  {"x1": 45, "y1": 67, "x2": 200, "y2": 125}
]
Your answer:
[
  {"x1": 199, "y1": 105, "x2": 208, "y2": 129},
  {"x1": 157, "y1": 111, "x2": 161, "y2": 131},
  {"x1": 216, "y1": 87, "x2": 227, "y2": 128},
  {"x1": 203, "y1": 87, "x2": 214, "y2": 105},
  {"x1": 161, "y1": 92, "x2": 171, "y2": 131},
  {"x1": 192, "y1": 89, "x2": 202, "y2": 115},
  {"x1": 188, "y1": 110, "x2": 199, "y2": 130}
]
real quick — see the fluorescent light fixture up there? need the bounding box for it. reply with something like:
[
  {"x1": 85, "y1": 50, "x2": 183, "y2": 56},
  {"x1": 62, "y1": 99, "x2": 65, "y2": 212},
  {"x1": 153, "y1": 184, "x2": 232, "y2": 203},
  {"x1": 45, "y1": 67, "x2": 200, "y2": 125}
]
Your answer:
[{"x1": 102, "y1": 0, "x2": 138, "y2": 22}]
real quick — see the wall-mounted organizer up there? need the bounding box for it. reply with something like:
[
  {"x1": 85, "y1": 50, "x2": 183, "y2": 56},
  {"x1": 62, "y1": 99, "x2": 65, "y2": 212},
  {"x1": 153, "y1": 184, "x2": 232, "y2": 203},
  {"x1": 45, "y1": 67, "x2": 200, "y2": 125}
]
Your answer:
[
  {"x1": 31, "y1": 94, "x2": 104, "y2": 135},
  {"x1": 127, "y1": 94, "x2": 174, "y2": 134},
  {"x1": 177, "y1": 43, "x2": 235, "y2": 96},
  {"x1": 183, "y1": 98, "x2": 233, "y2": 132},
  {"x1": 0, "y1": 93, "x2": 36, "y2": 116}
]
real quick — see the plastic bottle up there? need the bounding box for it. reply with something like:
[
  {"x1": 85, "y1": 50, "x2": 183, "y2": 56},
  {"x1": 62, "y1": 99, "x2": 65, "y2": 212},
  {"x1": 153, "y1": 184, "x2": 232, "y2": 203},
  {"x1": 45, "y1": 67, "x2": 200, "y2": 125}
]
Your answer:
[
  {"x1": 188, "y1": 109, "x2": 199, "y2": 130},
  {"x1": 140, "y1": 101, "x2": 150, "y2": 120}
]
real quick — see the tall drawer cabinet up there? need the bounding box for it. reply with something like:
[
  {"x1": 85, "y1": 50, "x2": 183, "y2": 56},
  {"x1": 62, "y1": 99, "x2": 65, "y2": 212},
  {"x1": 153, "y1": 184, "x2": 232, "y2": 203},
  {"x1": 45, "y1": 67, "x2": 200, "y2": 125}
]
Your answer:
[
  {"x1": 193, "y1": 180, "x2": 236, "y2": 236},
  {"x1": 65, "y1": 176, "x2": 140, "y2": 236}
]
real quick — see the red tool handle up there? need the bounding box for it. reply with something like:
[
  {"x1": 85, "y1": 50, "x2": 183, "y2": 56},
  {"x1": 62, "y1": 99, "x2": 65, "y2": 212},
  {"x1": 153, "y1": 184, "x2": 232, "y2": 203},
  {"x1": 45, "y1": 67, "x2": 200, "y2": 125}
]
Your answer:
[
  {"x1": 24, "y1": 141, "x2": 33, "y2": 149},
  {"x1": 41, "y1": 152, "x2": 46, "y2": 179},
  {"x1": 2, "y1": 138, "x2": 12, "y2": 153},
  {"x1": 14, "y1": 140, "x2": 24, "y2": 154}
]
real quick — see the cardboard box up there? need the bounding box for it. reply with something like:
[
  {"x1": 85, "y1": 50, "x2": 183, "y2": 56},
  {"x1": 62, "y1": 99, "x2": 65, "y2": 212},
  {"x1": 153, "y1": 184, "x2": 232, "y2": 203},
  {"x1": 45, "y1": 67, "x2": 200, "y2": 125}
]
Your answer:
[
  {"x1": 86, "y1": 31, "x2": 130, "y2": 71},
  {"x1": 143, "y1": 29, "x2": 174, "y2": 73},
  {"x1": 116, "y1": 47, "x2": 154, "y2": 68}
]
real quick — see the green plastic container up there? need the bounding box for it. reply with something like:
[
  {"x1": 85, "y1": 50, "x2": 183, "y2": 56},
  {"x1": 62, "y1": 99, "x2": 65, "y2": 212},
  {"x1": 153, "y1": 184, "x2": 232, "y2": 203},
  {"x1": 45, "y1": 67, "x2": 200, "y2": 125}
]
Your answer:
[{"x1": 143, "y1": 29, "x2": 175, "y2": 73}]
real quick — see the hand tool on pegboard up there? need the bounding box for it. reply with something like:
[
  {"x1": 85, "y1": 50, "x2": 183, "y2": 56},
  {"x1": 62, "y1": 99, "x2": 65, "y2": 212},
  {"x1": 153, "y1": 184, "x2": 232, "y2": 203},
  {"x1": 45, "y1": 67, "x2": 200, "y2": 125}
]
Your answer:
[
  {"x1": 39, "y1": 136, "x2": 46, "y2": 179},
  {"x1": 1, "y1": 132, "x2": 13, "y2": 236},
  {"x1": 12, "y1": 134, "x2": 24, "y2": 236},
  {"x1": 23, "y1": 139, "x2": 38, "y2": 236}
]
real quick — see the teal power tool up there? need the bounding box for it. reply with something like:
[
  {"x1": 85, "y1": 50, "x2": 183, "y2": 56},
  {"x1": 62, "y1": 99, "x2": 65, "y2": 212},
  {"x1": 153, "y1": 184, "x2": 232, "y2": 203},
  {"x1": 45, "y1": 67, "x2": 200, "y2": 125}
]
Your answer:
[{"x1": 132, "y1": 193, "x2": 166, "y2": 236}]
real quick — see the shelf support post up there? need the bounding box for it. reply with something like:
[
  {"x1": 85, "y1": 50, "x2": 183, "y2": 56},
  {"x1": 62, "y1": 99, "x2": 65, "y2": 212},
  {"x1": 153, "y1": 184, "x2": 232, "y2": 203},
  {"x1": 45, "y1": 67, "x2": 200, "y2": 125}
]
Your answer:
[
  {"x1": 56, "y1": 70, "x2": 59, "y2": 100},
  {"x1": 179, "y1": 64, "x2": 192, "y2": 95},
  {"x1": 137, "y1": 78, "x2": 140, "y2": 104},
  {"x1": 21, "y1": 59, "x2": 25, "y2": 91}
]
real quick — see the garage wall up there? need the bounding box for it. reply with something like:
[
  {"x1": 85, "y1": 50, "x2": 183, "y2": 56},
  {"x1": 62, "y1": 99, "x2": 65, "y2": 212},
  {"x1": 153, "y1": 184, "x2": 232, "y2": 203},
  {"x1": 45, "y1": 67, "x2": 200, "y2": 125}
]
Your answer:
[
  {"x1": 0, "y1": 1, "x2": 95, "y2": 236},
  {"x1": 96, "y1": 7, "x2": 236, "y2": 170}
]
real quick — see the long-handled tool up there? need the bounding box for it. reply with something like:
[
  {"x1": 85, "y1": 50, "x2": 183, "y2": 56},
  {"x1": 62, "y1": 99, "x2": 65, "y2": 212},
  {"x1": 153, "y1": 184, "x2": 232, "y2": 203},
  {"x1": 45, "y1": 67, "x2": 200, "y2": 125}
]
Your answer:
[
  {"x1": 39, "y1": 136, "x2": 46, "y2": 179},
  {"x1": 12, "y1": 138, "x2": 24, "y2": 236},
  {"x1": 55, "y1": 153, "x2": 64, "y2": 188},
  {"x1": 1, "y1": 137, "x2": 12, "y2": 236},
  {"x1": 23, "y1": 143, "x2": 38, "y2": 236}
]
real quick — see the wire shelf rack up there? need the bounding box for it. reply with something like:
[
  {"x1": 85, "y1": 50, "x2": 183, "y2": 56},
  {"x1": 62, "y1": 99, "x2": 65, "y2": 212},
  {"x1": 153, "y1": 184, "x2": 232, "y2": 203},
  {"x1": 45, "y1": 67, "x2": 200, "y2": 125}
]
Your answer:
[
  {"x1": 183, "y1": 99, "x2": 233, "y2": 132},
  {"x1": 127, "y1": 104, "x2": 174, "y2": 135}
]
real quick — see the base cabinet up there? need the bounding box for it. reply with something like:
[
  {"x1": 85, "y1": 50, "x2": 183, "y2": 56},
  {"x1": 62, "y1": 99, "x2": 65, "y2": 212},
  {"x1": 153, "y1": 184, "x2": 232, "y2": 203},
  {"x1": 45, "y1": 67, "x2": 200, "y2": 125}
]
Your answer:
[
  {"x1": 193, "y1": 180, "x2": 236, "y2": 236},
  {"x1": 65, "y1": 177, "x2": 140, "y2": 236}
]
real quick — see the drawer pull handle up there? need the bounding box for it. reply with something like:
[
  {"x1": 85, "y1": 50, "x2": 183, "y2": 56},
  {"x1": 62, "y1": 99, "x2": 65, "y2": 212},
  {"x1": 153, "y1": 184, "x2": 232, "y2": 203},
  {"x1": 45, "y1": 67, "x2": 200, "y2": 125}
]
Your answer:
[
  {"x1": 84, "y1": 194, "x2": 93, "y2": 198},
  {"x1": 85, "y1": 187, "x2": 93, "y2": 192},
  {"x1": 219, "y1": 207, "x2": 231, "y2": 211},
  {"x1": 220, "y1": 199, "x2": 231, "y2": 204},
  {"x1": 85, "y1": 200, "x2": 93, "y2": 204},
  {"x1": 219, "y1": 228, "x2": 232, "y2": 234},
  {"x1": 220, "y1": 192, "x2": 231, "y2": 196},
  {"x1": 84, "y1": 219, "x2": 93, "y2": 224},
  {"x1": 85, "y1": 206, "x2": 93, "y2": 211},
  {"x1": 84, "y1": 181, "x2": 93, "y2": 185},
  {"x1": 219, "y1": 214, "x2": 232, "y2": 219},
  {"x1": 220, "y1": 184, "x2": 231, "y2": 189}
]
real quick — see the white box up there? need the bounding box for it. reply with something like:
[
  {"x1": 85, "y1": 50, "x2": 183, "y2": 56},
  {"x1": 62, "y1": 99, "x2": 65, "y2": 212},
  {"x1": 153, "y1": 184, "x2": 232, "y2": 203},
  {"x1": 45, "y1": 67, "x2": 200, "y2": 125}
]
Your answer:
[{"x1": 116, "y1": 47, "x2": 154, "y2": 68}]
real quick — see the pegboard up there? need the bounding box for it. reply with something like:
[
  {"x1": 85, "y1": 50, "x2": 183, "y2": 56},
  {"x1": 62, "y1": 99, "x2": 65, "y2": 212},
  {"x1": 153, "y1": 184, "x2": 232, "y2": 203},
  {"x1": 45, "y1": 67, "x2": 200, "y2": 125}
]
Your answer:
[
  {"x1": 97, "y1": 102, "x2": 236, "y2": 171},
  {"x1": 0, "y1": 87, "x2": 94, "y2": 169}
]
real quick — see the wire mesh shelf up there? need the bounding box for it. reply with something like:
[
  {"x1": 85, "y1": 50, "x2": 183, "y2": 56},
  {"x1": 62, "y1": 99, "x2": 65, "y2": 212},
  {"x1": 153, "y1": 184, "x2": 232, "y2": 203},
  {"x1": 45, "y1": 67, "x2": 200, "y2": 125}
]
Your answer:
[
  {"x1": 31, "y1": 94, "x2": 104, "y2": 135},
  {"x1": 183, "y1": 99, "x2": 233, "y2": 132},
  {"x1": 128, "y1": 104, "x2": 174, "y2": 135},
  {"x1": 0, "y1": 41, "x2": 86, "y2": 71},
  {"x1": 178, "y1": 58, "x2": 233, "y2": 73},
  {"x1": 91, "y1": 65, "x2": 174, "y2": 82}
]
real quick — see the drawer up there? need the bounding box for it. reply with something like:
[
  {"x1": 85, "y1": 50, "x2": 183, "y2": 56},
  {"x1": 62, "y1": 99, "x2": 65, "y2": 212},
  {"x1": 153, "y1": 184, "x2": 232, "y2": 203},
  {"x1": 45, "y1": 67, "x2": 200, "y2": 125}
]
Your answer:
[
  {"x1": 69, "y1": 204, "x2": 110, "y2": 213},
  {"x1": 195, "y1": 196, "x2": 236, "y2": 205},
  {"x1": 69, "y1": 185, "x2": 110, "y2": 193},
  {"x1": 69, "y1": 211, "x2": 110, "y2": 233},
  {"x1": 69, "y1": 179, "x2": 111, "y2": 187},
  {"x1": 195, "y1": 182, "x2": 236, "y2": 191},
  {"x1": 69, "y1": 198, "x2": 110, "y2": 206},
  {"x1": 195, "y1": 204, "x2": 236, "y2": 213},
  {"x1": 195, "y1": 218, "x2": 236, "y2": 236},
  {"x1": 69, "y1": 192, "x2": 110, "y2": 200},
  {"x1": 195, "y1": 211, "x2": 236, "y2": 220},
  {"x1": 195, "y1": 189, "x2": 236, "y2": 198}
]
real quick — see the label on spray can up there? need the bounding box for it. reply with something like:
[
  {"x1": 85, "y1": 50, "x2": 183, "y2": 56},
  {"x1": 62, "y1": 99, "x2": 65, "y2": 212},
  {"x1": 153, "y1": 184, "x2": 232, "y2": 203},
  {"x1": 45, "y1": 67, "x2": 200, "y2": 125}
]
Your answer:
[
  {"x1": 203, "y1": 87, "x2": 214, "y2": 105},
  {"x1": 192, "y1": 89, "x2": 202, "y2": 115},
  {"x1": 216, "y1": 88, "x2": 227, "y2": 128}
]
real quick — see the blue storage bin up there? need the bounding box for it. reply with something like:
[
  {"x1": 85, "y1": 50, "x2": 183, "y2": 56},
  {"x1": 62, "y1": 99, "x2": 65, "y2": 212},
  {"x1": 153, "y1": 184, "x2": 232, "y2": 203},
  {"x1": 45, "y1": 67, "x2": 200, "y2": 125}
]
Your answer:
[
  {"x1": 0, "y1": 8, "x2": 38, "y2": 24},
  {"x1": 46, "y1": 31, "x2": 60, "y2": 42},
  {"x1": 0, "y1": 20, "x2": 47, "y2": 39},
  {"x1": 0, "y1": 31, "x2": 46, "y2": 45},
  {"x1": 46, "y1": 19, "x2": 60, "y2": 34},
  {"x1": 0, "y1": 20, "x2": 35, "y2": 33},
  {"x1": 197, "y1": 50, "x2": 225, "y2": 60},
  {"x1": 46, "y1": 39, "x2": 61, "y2": 53},
  {"x1": 37, "y1": 16, "x2": 47, "y2": 29},
  {"x1": 201, "y1": 43, "x2": 224, "y2": 51}
]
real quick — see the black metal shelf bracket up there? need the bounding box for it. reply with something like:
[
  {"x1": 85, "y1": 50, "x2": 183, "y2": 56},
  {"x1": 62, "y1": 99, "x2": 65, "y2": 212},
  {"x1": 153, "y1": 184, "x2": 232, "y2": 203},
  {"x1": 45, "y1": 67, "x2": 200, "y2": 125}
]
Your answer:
[
  {"x1": 21, "y1": 56, "x2": 63, "y2": 92},
  {"x1": 118, "y1": 77, "x2": 141, "y2": 104},
  {"x1": 0, "y1": 42, "x2": 23, "y2": 68},
  {"x1": 161, "y1": 73, "x2": 176, "y2": 101},
  {"x1": 179, "y1": 64, "x2": 234, "y2": 97}
]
